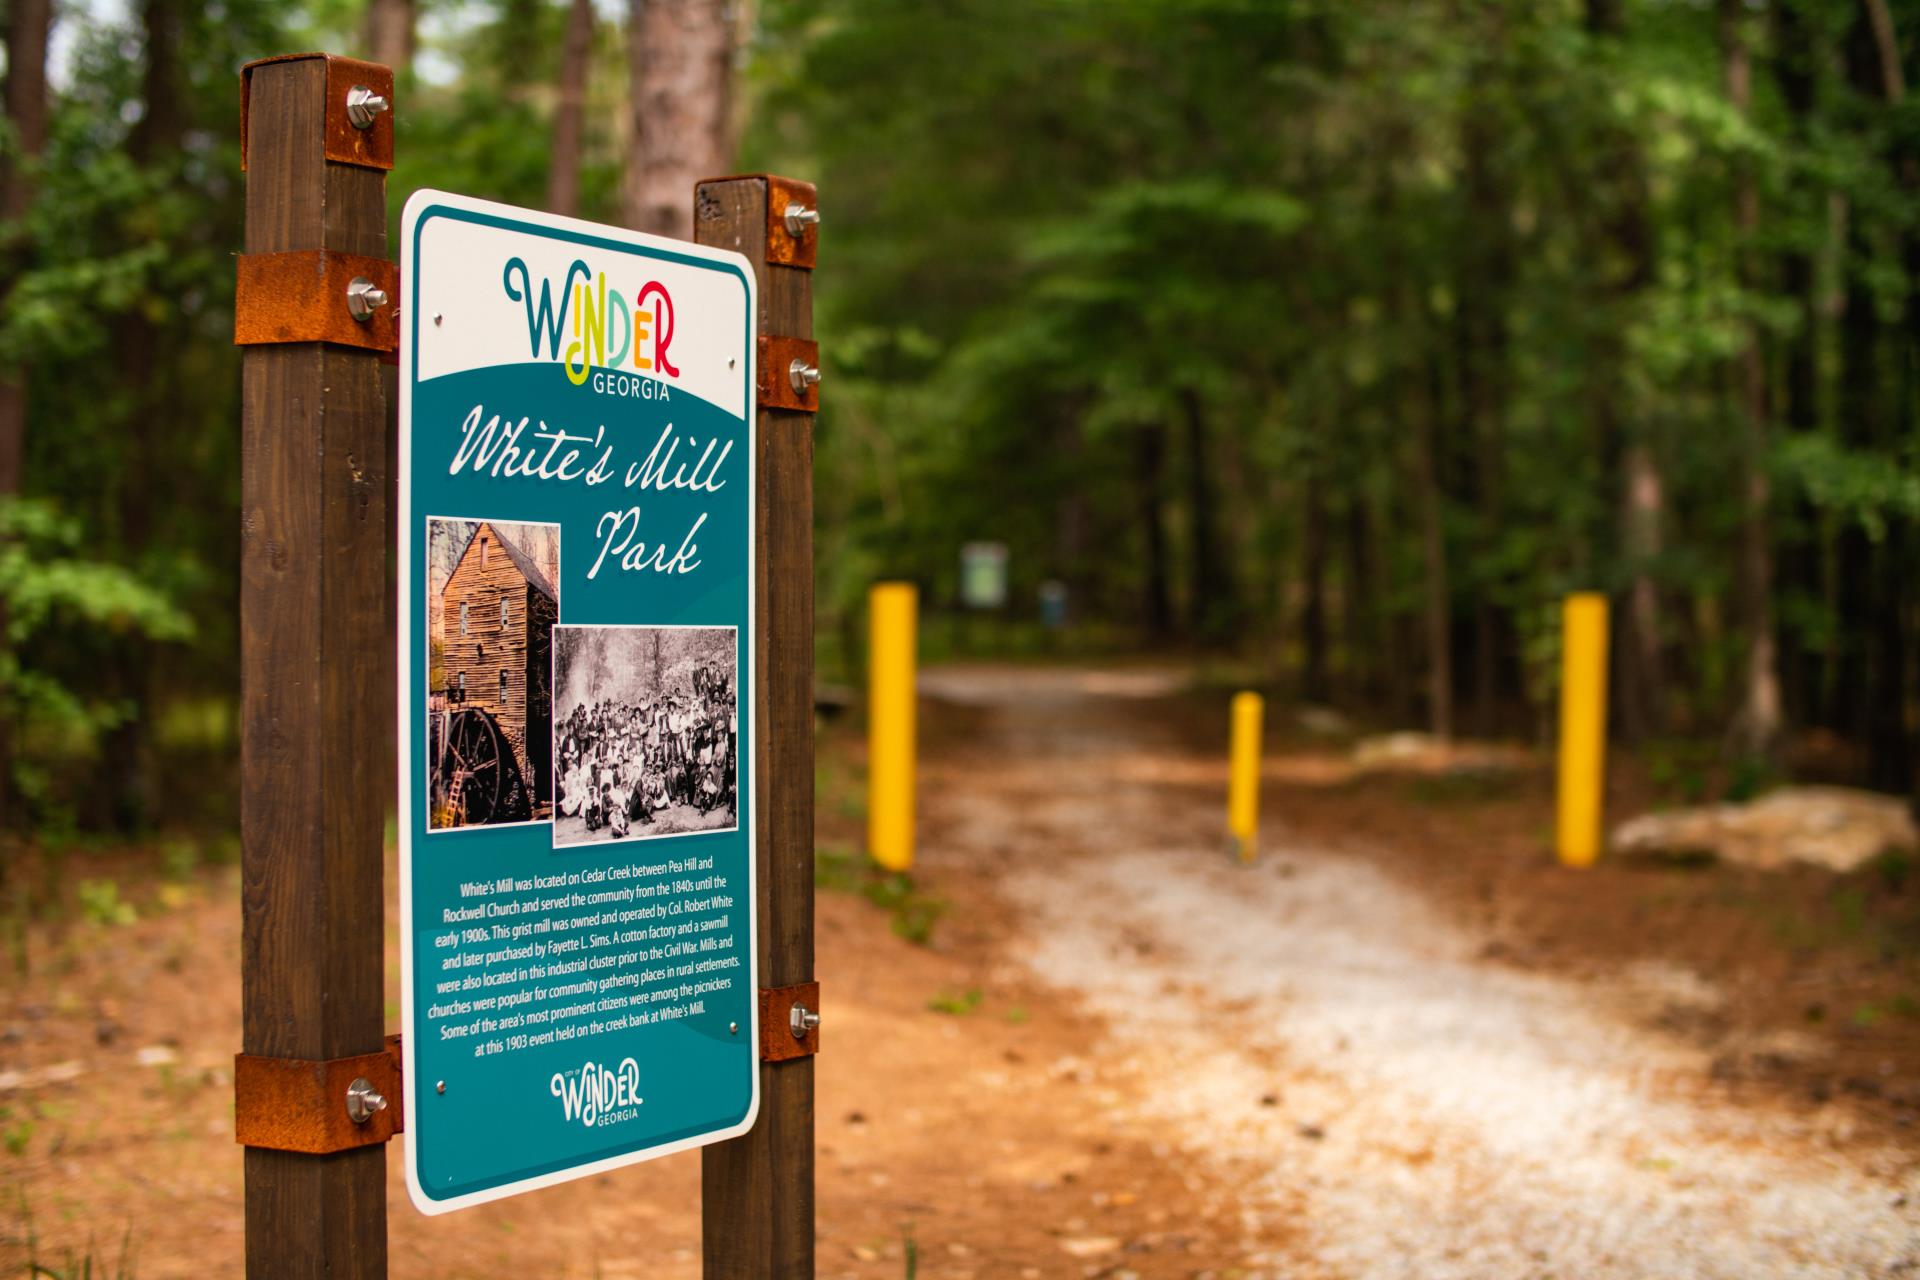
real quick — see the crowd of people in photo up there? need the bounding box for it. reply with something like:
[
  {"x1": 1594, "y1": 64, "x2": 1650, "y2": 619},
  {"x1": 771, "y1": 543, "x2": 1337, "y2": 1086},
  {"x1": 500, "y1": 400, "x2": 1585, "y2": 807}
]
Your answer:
[{"x1": 556, "y1": 665, "x2": 737, "y2": 838}]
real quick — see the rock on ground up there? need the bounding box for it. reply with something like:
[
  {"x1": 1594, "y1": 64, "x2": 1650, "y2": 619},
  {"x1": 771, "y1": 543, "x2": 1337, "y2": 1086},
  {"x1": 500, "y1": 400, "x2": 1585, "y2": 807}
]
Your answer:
[{"x1": 1612, "y1": 785, "x2": 1918, "y2": 872}]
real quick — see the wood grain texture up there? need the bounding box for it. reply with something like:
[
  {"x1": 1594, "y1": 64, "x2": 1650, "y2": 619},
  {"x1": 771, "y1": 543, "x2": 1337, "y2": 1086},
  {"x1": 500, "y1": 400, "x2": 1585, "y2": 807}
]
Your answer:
[
  {"x1": 695, "y1": 175, "x2": 817, "y2": 1280},
  {"x1": 239, "y1": 55, "x2": 390, "y2": 1279}
]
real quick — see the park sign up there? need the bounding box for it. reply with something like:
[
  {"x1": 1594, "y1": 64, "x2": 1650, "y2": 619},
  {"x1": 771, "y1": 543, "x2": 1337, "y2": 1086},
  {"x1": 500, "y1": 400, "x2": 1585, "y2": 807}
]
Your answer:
[
  {"x1": 397, "y1": 190, "x2": 759, "y2": 1213},
  {"x1": 960, "y1": 541, "x2": 1008, "y2": 610}
]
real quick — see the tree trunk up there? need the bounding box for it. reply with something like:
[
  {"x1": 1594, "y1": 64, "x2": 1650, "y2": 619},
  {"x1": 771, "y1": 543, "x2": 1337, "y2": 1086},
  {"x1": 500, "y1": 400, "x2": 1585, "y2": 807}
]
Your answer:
[
  {"x1": 1858, "y1": 0, "x2": 1915, "y2": 793},
  {"x1": 547, "y1": 0, "x2": 596, "y2": 217},
  {"x1": 1134, "y1": 425, "x2": 1172, "y2": 644},
  {"x1": 1721, "y1": 0, "x2": 1784, "y2": 759},
  {"x1": 1417, "y1": 361, "x2": 1453, "y2": 742},
  {"x1": 363, "y1": 0, "x2": 416, "y2": 73},
  {"x1": 1301, "y1": 476, "x2": 1328, "y2": 702},
  {"x1": 623, "y1": 0, "x2": 736, "y2": 238},
  {"x1": 0, "y1": 0, "x2": 52, "y2": 837},
  {"x1": 1341, "y1": 489, "x2": 1374, "y2": 707},
  {"x1": 1459, "y1": 54, "x2": 1513, "y2": 735},
  {"x1": 1771, "y1": 0, "x2": 1823, "y2": 726},
  {"x1": 1181, "y1": 387, "x2": 1233, "y2": 644},
  {"x1": 1587, "y1": 0, "x2": 1664, "y2": 742},
  {"x1": 102, "y1": 0, "x2": 183, "y2": 831},
  {"x1": 1054, "y1": 407, "x2": 1087, "y2": 602},
  {"x1": 0, "y1": 0, "x2": 51, "y2": 498}
]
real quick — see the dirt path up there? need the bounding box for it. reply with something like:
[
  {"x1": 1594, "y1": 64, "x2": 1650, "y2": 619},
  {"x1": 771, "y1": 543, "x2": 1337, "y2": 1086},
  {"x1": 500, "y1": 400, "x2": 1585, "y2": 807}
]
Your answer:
[
  {"x1": 7, "y1": 661, "x2": 1919, "y2": 1277},
  {"x1": 918, "y1": 664, "x2": 1920, "y2": 1279}
]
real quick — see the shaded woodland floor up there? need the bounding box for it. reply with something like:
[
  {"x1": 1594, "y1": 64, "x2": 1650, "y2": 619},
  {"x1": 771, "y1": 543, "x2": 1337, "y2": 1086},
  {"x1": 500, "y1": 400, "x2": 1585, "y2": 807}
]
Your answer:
[{"x1": 4, "y1": 661, "x2": 1919, "y2": 1276}]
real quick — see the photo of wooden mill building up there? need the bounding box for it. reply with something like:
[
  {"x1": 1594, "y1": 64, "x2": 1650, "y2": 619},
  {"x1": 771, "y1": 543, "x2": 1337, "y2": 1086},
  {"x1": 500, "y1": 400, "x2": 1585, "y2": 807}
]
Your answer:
[{"x1": 430, "y1": 519, "x2": 560, "y2": 826}]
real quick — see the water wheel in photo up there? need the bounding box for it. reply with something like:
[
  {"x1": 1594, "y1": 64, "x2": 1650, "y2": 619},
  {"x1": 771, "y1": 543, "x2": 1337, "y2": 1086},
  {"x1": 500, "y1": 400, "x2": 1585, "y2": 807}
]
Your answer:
[{"x1": 438, "y1": 707, "x2": 532, "y2": 826}]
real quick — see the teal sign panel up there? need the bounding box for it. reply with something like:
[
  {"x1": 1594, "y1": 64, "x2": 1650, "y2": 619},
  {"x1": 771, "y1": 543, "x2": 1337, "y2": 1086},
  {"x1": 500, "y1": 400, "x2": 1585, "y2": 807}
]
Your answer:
[{"x1": 398, "y1": 191, "x2": 759, "y2": 1213}]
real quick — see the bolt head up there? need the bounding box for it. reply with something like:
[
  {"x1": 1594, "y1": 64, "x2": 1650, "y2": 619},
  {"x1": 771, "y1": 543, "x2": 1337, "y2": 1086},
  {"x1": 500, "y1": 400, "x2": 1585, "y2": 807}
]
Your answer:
[{"x1": 346, "y1": 85, "x2": 389, "y2": 130}]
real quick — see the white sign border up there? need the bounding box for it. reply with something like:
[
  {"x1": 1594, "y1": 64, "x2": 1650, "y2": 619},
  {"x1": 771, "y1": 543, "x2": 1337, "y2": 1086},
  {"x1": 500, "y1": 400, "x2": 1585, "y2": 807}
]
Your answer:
[{"x1": 396, "y1": 188, "x2": 760, "y2": 1216}]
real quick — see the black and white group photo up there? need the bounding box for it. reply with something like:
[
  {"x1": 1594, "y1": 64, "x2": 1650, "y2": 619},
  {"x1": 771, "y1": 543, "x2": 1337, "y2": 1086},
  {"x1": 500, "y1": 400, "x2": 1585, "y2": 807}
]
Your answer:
[{"x1": 551, "y1": 625, "x2": 739, "y2": 847}]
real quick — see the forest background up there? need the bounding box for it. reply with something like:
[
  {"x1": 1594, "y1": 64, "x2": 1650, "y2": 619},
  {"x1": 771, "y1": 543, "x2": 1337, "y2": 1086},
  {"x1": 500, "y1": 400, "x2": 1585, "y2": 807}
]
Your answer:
[{"x1": 2, "y1": 0, "x2": 1918, "y2": 851}]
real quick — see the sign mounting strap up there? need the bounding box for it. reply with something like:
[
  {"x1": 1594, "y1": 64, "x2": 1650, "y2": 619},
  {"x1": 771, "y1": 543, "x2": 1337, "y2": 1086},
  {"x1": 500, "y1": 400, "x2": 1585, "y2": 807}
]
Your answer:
[{"x1": 234, "y1": 1034, "x2": 405, "y2": 1155}]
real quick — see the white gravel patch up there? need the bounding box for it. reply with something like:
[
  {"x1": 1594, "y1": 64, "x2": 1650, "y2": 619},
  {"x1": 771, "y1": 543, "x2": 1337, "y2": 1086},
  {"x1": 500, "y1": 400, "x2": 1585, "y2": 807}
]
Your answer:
[
  {"x1": 915, "y1": 664, "x2": 1920, "y2": 1277},
  {"x1": 1001, "y1": 843, "x2": 1920, "y2": 1279}
]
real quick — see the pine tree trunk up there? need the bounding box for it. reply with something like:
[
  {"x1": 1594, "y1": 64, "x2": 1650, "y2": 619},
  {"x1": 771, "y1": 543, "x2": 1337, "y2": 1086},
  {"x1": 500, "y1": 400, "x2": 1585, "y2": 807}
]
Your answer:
[
  {"x1": 1722, "y1": 0, "x2": 1784, "y2": 760},
  {"x1": 623, "y1": 0, "x2": 736, "y2": 238},
  {"x1": 0, "y1": 0, "x2": 52, "y2": 836},
  {"x1": 1301, "y1": 477, "x2": 1329, "y2": 703},
  {"x1": 0, "y1": 0, "x2": 50, "y2": 498},
  {"x1": 1587, "y1": 0, "x2": 1664, "y2": 742},
  {"x1": 1771, "y1": 0, "x2": 1822, "y2": 726},
  {"x1": 103, "y1": 0, "x2": 184, "y2": 830},
  {"x1": 1460, "y1": 21, "x2": 1514, "y2": 736},
  {"x1": 547, "y1": 0, "x2": 596, "y2": 216},
  {"x1": 1418, "y1": 355, "x2": 1454, "y2": 741},
  {"x1": 363, "y1": 0, "x2": 416, "y2": 72},
  {"x1": 1134, "y1": 425, "x2": 1172, "y2": 644},
  {"x1": 1181, "y1": 387, "x2": 1232, "y2": 644},
  {"x1": 1341, "y1": 490, "x2": 1374, "y2": 707},
  {"x1": 1858, "y1": 0, "x2": 1915, "y2": 793}
]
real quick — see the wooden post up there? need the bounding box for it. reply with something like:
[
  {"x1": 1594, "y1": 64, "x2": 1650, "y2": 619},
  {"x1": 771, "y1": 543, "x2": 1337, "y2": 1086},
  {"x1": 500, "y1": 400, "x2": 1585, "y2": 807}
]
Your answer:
[
  {"x1": 238, "y1": 55, "x2": 391, "y2": 1278},
  {"x1": 694, "y1": 175, "x2": 817, "y2": 1279}
]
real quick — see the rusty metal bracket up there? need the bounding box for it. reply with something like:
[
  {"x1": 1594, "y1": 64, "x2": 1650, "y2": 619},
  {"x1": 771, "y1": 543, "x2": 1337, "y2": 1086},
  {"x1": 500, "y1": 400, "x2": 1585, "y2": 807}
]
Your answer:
[
  {"x1": 234, "y1": 250, "x2": 397, "y2": 352},
  {"x1": 235, "y1": 1034, "x2": 404, "y2": 1154},
  {"x1": 240, "y1": 53, "x2": 394, "y2": 172},
  {"x1": 698, "y1": 173, "x2": 817, "y2": 269},
  {"x1": 757, "y1": 336, "x2": 820, "y2": 412},
  {"x1": 760, "y1": 982, "x2": 821, "y2": 1063},
  {"x1": 763, "y1": 176, "x2": 818, "y2": 270}
]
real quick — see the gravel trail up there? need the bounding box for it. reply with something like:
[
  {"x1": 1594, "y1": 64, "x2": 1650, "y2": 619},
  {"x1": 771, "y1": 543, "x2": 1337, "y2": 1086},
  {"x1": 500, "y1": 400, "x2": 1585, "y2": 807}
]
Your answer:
[{"x1": 920, "y1": 665, "x2": 1920, "y2": 1279}]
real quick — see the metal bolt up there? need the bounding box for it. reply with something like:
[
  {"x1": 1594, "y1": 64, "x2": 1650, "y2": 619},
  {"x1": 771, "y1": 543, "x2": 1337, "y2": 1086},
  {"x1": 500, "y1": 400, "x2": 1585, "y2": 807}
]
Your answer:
[
  {"x1": 436, "y1": 1080, "x2": 446, "y2": 1094},
  {"x1": 783, "y1": 203, "x2": 820, "y2": 238},
  {"x1": 788, "y1": 359, "x2": 820, "y2": 397},
  {"x1": 346, "y1": 85, "x2": 389, "y2": 130},
  {"x1": 728, "y1": 1021, "x2": 738, "y2": 1035},
  {"x1": 345, "y1": 1077, "x2": 388, "y2": 1125},
  {"x1": 789, "y1": 1003, "x2": 820, "y2": 1041},
  {"x1": 347, "y1": 278, "x2": 389, "y2": 323},
  {"x1": 433, "y1": 312, "x2": 444, "y2": 327}
]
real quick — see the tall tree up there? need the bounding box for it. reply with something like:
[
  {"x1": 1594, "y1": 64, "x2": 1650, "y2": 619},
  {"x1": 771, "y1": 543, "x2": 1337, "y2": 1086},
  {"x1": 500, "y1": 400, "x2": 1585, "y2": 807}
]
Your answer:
[
  {"x1": 363, "y1": 0, "x2": 416, "y2": 73},
  {"x1": 623, "y1": 0, "x2": 737, "y2": 237},
  {"x1": 547, "y1": 0, "x2": 596, "y2": 216},
  {"x1": 1771, "y1": 0, "x2": 1823, "y2": 725},
  {"x1": 1722, "y1": 0, "x2": 1783, "y2": 759},
  {"x1": 1586, "y1": 0, "x2": 1666, "y2": 741},
  {"x1": 0, "y1": 0, "x2": 53, "y2": 834},
  {"x1": 1181, "y1": 387, "x2": 1235, "y2": 643},
  {"x1": 1856, "y1": 0, "x2": 1914, "y2": 792},
  {"x1": 0, "y1": 0, "x2": 51, "y2": 500},
  {"x1": 1135, "y1": 424, "x2": 1173, "y2": 643}
]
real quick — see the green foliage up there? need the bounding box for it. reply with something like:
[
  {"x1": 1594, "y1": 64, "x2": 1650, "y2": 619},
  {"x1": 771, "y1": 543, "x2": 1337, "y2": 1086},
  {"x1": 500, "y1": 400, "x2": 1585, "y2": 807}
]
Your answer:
[
  {"x1": 925, "y1": 987, "x2": 983, "y2": 1016},
  {"x1": 75, "y1": 878, "x2": 136, "y2": 927},
  {"x1": 745, "y1": 0, "x2": 1920, "y2": 776},
  {"x1": 815, "y1": 843, "x2": 946, "y2": 944},
  {"x1": 0, "y1": 499, "x2": 192, "y2": 827}
]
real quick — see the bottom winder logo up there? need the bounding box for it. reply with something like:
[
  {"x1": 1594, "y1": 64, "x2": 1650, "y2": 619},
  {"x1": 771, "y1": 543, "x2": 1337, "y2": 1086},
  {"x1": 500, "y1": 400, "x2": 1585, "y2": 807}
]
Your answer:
[{"x1": 550, "y1": 1058, "x2": 643, "y2": 1129}]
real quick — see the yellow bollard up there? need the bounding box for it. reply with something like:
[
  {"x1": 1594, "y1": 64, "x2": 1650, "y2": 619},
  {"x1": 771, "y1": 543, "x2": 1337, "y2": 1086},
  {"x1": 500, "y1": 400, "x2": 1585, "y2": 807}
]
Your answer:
[
  {"x1": 868, "y1": 582, "x2": 918, "y2": 871},
  {"x1": 1228, "y1": 691, "x2": 1264, "y2": 863},
  {"x1": 1555, "y1": 592, "x2": 1610, "y2": 868}
]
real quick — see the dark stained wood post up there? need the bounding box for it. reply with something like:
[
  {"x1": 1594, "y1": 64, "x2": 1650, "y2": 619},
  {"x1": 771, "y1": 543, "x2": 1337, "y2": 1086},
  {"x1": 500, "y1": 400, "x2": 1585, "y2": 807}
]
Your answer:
[
  {"x1": 238, "y1": 54, "x2": 393, "y2": 1279},
  {"x1": 694, "y1": 175, "x2": 818, "y2": 1279}
]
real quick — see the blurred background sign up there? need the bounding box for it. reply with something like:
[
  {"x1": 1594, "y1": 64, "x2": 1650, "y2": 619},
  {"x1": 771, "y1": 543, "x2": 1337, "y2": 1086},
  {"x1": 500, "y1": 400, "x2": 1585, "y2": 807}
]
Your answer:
[{"x1": 959, "y1": 542, "x2": 1008, "y2": 611}]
